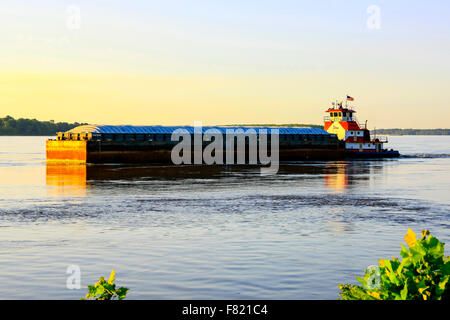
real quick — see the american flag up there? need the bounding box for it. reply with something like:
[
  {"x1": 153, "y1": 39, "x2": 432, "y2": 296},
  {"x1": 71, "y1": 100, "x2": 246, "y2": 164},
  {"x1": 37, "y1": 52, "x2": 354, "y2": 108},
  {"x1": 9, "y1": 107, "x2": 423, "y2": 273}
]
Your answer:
[{"x1": 347, "y1": 95, "x2": 354, "y2": 101}]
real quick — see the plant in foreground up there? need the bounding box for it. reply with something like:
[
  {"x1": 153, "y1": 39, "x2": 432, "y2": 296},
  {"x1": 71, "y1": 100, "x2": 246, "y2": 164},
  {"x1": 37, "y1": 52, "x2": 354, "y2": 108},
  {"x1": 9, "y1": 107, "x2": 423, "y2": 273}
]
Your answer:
[
  {"x1": 81, "y1": 269, "x2": 129, "y2": 300},
  {"x1": 338, "y1": 229, "x2": 449, "y2": 300}
]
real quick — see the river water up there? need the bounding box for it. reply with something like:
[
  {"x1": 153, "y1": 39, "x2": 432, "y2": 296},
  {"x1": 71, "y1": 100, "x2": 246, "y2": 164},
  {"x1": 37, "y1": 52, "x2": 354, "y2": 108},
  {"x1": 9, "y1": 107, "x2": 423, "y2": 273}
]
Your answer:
[{"x1": 0, "y1": 135, "x2": 449, "y2": 299}]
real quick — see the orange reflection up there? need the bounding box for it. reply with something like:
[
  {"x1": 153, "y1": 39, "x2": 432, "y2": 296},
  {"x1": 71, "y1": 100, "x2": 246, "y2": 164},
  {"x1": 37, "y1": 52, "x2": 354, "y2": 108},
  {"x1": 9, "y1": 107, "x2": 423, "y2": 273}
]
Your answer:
[
  {"x1": 324, "y1": 163, "x2": 349, "y2": 192},
  {"x1": 46, "y1": 163, "x2": 88, "y2": 197}
]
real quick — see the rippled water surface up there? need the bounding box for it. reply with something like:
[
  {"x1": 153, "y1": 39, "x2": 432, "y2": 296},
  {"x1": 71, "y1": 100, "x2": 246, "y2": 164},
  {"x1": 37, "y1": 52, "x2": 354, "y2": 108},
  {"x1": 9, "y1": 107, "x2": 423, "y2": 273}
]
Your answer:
[{"x1": 0, "y1": 135, "x2": 449, "y2": 299}]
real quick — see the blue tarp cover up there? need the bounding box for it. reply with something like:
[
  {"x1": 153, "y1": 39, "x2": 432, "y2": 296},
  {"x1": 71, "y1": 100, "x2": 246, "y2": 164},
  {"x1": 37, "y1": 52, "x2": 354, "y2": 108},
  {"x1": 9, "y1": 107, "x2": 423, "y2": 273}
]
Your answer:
[{"x1": 68, "y1": 125, "x2": 330, "y2": 135}]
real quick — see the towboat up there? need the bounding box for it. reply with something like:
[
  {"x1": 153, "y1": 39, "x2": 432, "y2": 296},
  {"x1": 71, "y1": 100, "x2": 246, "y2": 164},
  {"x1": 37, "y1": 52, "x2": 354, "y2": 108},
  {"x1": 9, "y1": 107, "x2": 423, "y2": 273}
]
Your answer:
[{"x1": 323, "y1": 97, "x2": 400, "y2": 158}]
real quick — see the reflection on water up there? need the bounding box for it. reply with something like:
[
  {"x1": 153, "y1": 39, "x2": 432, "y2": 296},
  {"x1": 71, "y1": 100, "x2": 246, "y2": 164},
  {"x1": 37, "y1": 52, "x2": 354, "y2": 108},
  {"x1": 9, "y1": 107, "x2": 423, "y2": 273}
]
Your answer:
[
  {"x1": 324, "y1": 163, "x2": 349, "y2": 191},
  {"x1": 323, "y1": 161, "x2": 382, "y2": 192},
  {"x1": 45, "y1": 161, "x2": 382, "y2": 196},
  {"x1": 46, "y1": 164, "x2": 88, "y2": 197}
]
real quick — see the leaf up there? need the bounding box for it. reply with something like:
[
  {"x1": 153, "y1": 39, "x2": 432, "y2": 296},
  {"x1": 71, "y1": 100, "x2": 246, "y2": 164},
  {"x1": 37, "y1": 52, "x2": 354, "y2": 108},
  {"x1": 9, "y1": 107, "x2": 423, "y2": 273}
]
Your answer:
[
  {"x1": 426, "y1": 237, "x2": 444, "y2": 259},
  {"x1": 356, "y1": 276, "x2": 366, "y2": 287},
  {"x1": 435, "y1": 276, "x2": 448, "y2": 297},
  {"x1": 397, "y1": 259, "x2": 406, "y2": 275},
  {"x1": 421, "y1": 230, "x2": 430, "y2": 239},
  {"x1": 116, "y1": 287, "x2": 129, "y2": 300},
  {"x1": 416, "y1": 279, "x2": 427, "y2": 290},
  {"x1": 438, "y1": 276, "x2": 448, "y2": 290},
  {"x1": 369, "y1": 291, "x2": 381, "y2": 300},
  {"x1": 400, "y1": 244, "x2": 410, "y2": 259},
  {"x1": 418, "y1": 287, "x2": 429, "y2": 294},
  {"x1": 384, "y1": 260, "x2": 393, "y2": 272},
  {"x1": 404, "y1": 229, "x2": 417, "y2": 247},
  {"x1": 441, "y1": 261, "x2": 450, "y2": 275},
  {"x1": 400, "y1": 284, "x2": 408, "y2": 300},
  {"x1": 388, "y1": 270, "x2": 399, "y2": 285},
  {"x1": 95, "y1": 286, "x2": 105, "y2": 296},
  {"x1": 409, "y1": 246, "x2": 426, "y2": 264},
  {"x1": 108, "y1": 269, "x2": 116, "y2": 284}
]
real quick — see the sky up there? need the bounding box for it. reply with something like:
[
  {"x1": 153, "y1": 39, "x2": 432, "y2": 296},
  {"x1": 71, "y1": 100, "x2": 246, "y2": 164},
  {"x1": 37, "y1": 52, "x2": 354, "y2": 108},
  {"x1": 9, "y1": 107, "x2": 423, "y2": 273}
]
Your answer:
[{"x1": 0, "y1": 0, "x2": 449, "y2": 128}]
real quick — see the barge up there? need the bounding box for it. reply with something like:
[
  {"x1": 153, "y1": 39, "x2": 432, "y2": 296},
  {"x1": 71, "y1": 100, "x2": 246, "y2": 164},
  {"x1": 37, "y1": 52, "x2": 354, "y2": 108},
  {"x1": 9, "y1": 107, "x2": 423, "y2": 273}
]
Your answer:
[{"x1": 46, "y1": 125, "x2": 345, "y2": 163}]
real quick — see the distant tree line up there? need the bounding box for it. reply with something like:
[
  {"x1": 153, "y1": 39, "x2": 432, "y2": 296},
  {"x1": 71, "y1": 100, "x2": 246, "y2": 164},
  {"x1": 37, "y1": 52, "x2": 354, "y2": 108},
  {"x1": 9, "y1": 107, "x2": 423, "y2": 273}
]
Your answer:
[
  {"x1": 374, "y1": 128, "x2": 450, "y2": 135},
  {"x1": 0, "y1": 115, "x2": 87, "y2": 136},
  {"x1": 230, "y1": 124, "x2": 449, "y2": 135},
  {"x1": 228, "y1": 123, "x2": 323, "y2": 128}
]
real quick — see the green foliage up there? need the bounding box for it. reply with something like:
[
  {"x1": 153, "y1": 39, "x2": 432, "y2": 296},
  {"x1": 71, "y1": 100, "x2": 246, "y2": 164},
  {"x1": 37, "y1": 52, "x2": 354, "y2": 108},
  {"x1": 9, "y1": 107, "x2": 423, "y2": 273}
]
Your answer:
[
  {"x1": 0, "y1": 115, "x2": 86, "y2": 136},
  {"x1": 81, "y1": 270, "x2": 129, "y2": 300},
  {"x1": 338, "y1": 229, "x2": 449, "y2": 300}
]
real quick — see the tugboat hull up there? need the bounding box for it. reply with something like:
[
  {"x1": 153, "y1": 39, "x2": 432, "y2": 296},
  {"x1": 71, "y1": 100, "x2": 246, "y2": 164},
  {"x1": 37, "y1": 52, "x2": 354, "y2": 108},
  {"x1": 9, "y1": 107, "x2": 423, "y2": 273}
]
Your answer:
[{"x1": 345, "y1": 150, "x2": 400, "y2": 158}]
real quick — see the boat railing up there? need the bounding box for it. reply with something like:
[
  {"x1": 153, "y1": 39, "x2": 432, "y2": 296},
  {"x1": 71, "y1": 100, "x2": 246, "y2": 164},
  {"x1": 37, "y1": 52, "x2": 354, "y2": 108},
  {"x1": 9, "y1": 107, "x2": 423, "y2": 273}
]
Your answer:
[
  {"x1": 371, "y1": 135, "x2": 388, "y2": 143},
  {"x1": 350, "y1": 116, "x2": 366, "y2": 129}
]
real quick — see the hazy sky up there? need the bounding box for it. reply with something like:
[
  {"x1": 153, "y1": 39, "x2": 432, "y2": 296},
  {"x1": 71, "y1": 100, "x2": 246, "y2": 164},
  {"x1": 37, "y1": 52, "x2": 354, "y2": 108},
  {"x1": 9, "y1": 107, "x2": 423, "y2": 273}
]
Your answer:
[{"x1": 0, "y1": 0, "x2": 449, "y2": 128}]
